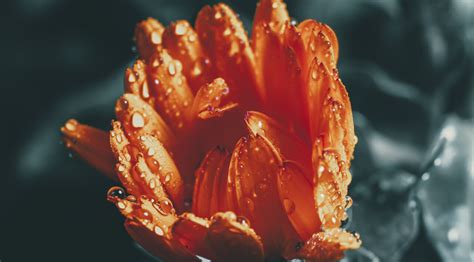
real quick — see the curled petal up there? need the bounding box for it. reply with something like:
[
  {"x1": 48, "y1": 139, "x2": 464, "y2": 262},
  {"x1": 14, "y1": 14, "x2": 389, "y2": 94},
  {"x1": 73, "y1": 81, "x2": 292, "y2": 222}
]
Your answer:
[
  {"x1": 146, "y1": 49, "x2": 194, "y2": 132},
  {"x1": 190, "y1": 78, "x2": 238, "y2": 120},
  {"x1": 162, "y1": 20, "x2": 213, "y2": 93},
  {"x1": 207, "y1": 212, "x2": 264, "y2": 262},
  {"x1": 229, "y1": 135, "x2": 300, "y2": 258},
  {"x1": 196, "y1": 3, "x2": 263, "y2": 108},
  {"x1": 245, "y1": 111, "x2": 312, "y2": 179},
  {"x1": 192, "y1": 147, "x2": 230, "y2": 218},
  {"x1": 172, "y1": 213, "x2": 215, "y2": 259},
  {"x1": 135, "y1": 18, "x2": 165, "y2": 61},
  {"x1": 108, "y1": 194, "x2": 197, "y2": 261},
  {"x1": 115, "y1": 93, "x2": 175, "y2": 150},
  {"x1": 134, "y1": 134, "x2": 185, "y2": 211},
  {"x1": 61, "y1": 119, "x2": 116, "y2": 180},
  {"x1": 277, "y1": 161, "x2": 320, "y2": 241},
  {"x1": 297, "y1": 228, "x2": 361, "y2": 261}
]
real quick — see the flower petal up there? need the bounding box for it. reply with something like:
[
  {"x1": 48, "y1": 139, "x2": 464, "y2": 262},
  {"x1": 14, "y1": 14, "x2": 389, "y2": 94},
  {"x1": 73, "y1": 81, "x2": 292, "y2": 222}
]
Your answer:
[
  {"x1": 124, "y1": 60, "x2": 154, "y2": 105},
  {"x1": 61, "y1": 119, "x2": 116, "y2": 180},
  {"x1": 298, "y1": 19, "x2": 339, "y2": 67},
  {"x1": 146, "y1": 49, "x2": 194, "y2": 132},
  {"x1": 115, "y1": 93, "x2": 175, "y2": 150},
  {"x1": 206, "y1": 212, "x2": 264, "y2": 262},
  {"x1": 190, "y1": 78, "x2": 237, "y2": 120},
  {"x1": 229, "y1": 135, "x2": 301, "y2": 258},
  {"x1": 171, "y1": 212, "x2": 265, "y2": 261},
  {"x1": 162, "y1": 20, "x2": 213, "y2": 93},
  {"x1": 244, "y1": 111, "x2": 312, "y2": 179},
  {"x1": 297, "y1": 228, "x2": 361, "y2": 261},
  {"x1": 277, "y1": 161, "x2": 320, "y2": 241},
  {"x1": 196, "y1": 3, "x2": 263, "y2": 108},
  {"x1": 135, "y1": 18, "x2": 165, "y2": 61},
  {"x1": 108, "y1": 194, "x2": 198, "y2": 261},
  {"x1": 134, "y1": 134, "x2": 185, "y2": 211},
  {"x1": 192, "y1": 146, "x2": 229, "y2": 218}
]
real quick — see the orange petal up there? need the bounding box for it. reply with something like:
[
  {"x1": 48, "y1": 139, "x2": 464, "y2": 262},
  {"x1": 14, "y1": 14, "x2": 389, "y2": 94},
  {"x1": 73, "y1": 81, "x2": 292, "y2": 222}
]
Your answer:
[
  {"x1": 207, "y1": 212, "x2": 264, "y2": 262},
  {"x1": 124, "y1": 60, "x2": 154, "y2": 105},
  {"x1": 61, "y1": 119, "x2": 116, "y2": 180},
  {"x1": 133, "y1": 135, "x2": 185, "y2": 211},
  {"x1": 115, "y1": 93, "x2": 175, "y2": 150},
  {"x1": 108, "y1": 194, "x2": 197, "y2": 261},
  {"x1": 110, "y1": 121, "x2": 142, "y2": 195},
  {"x1": 311, "y1": 74, "x2": 355, "y2": 229},
  {"x1": 135, "y1": 18, "x2": 165, "y2": 61},
  {"x1": 172, "y1": 213, "x2": 215, "y2": 259},
  {"x1": 196, "y1": 3, "x2": 263, "y2": 108},
  {"x1": 245, "y1": 111, "x2": 312, "y2": 180},
  {"x1": 192, "y1": 147, "x2": 229, "y2": 218},
  {"x1": 277, "y1": 161, "x2": 320, "y2": 241},
  {"x1": 190, "y1": 78, "x2": 238, "y2": 120},
  {"x1": 162, "y1": 20, "x2": 213, "y2": 93},
  {"x1": 229, "y1": 135, "x2": 301, "y2": 259},
  {"x1": 297, "y1": 228, "x2": 361, "y2": 261},
  {"x1": 298, "y1": 19, "x2": 339, "y2": 67},
  {"x1": 146, "y1": 49, "x2": 194, "y2": 132},
  {"x1": 171, "y1": 211, "x2": 265, "y2": 262}
]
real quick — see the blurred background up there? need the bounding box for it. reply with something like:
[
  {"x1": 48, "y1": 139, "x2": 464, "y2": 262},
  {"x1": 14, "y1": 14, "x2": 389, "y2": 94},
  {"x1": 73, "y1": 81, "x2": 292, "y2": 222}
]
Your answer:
[{"x1": 0, "y1": 0, "x2": 472, "y2": 261}]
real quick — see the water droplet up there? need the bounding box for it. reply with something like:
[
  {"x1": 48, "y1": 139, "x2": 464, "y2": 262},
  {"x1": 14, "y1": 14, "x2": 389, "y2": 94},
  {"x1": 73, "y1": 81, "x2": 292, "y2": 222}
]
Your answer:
[
  {"x1": 344, "y1": 196, "x2": 353, "y2": 209},
  {"x1": 128, "y1": 73, "x2": 136, "y2": 83},
  {"x1": 154, "y1": 225, "x2": 164, "y2": 236},
  {"x1": 119, "y1": 98, "x2": 129, "y2": 110},
  {"x1": 131, "y1": 112, "x2": 145, "y2": 128},
  {"x1": 188, "y1": 34, "x2": 196, "y2": 42},
  {"x1": 311, "y1": 70, "x2": 317, "y2": 80},
  {"x1": 65, "y1": 119, "x2": 77, "y2": 131},
  {"x1": 142, "y1": 82, "x2": 150, "y2": 98},
  {"x1": 214, "y1": 12, "x2": 222, "y2": 20},
  {"x1": 135, "y1": 209, "x2": 153, "y2": 222},
  {"x1": 283, "y1": 198, "x2": 295, "y2": 214},
  {"x1": 117, "y1": 201, "x2": 126, "y2": 210},
  {"x1": 153, "y1": 198, "x2": 174, "y2": 215},
  {"x1": 223, "y1": 28, "x2": 231, "y2": 36},
  {"x1": 165, "y1": 173, "x2": 172, "y2": 183},
  {"x1": 151, "y1": 31, "x2": 162, "y2": 44},
  {"x1": 117, "y1": 164, "x2": 126, "y2": 173},
  {"x1": 115, "y1": 134, "x2": 123, "y2": 143},
  {"x1": 107, "y1": 186, "x2": 126, "y2": 200},
  {"x1": 147, "y1": 147, "x2": 155, "y2": 156},
  {"x1": 168, "y1": 63, "x2": 176, "y2": 76},
  {"x1": 317, "y1": 193, "x2": 325, "y2": 203},
  {"x1": 175, "y1": 23, "x2": 187, "y2": 35},
  {"x1": 149, "y1": 179, "x2": 156, "y2": 189},
  {"x1": 237, "y1": 216, "x2": 250, "y2": 227}
]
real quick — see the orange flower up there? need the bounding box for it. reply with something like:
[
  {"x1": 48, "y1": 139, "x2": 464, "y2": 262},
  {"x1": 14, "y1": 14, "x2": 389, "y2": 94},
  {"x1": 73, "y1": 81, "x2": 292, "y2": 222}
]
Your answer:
[{"x1": 61, "y1": 0, "x2": 361, "y2": 261}]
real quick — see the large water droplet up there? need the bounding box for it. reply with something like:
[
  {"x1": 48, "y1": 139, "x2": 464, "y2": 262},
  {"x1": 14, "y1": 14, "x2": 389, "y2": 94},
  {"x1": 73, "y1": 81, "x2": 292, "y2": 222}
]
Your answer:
[
  {"x1": 131, "y1": 112, "x2": 145, "y2": 128},
  {"x1": 107, "y1": 186, "x2": 126, "y2": 200},
  {"x1": 151, "y1": 31, "x2": 162, "y2": 44}
]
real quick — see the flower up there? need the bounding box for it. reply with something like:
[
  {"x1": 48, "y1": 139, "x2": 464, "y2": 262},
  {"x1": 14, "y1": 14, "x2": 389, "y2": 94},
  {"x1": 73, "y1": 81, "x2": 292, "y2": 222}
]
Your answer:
[{"x1": 60, "y1": 0, "x2": 361, "y2": 260}]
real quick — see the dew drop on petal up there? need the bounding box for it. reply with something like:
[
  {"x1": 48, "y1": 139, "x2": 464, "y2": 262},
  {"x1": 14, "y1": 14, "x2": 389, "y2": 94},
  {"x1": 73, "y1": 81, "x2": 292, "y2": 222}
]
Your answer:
[
  {"x1": 65, "y1": 120, "x2": 77, "y2": 131},
  {"x1": 131, "y1": 112, "x2": 145, "y2": 128},
  {"x1": 142, "y1": 81, "x2": 150, "y2": 98},
  {"x1": 107, "y1": 186, "x2": 126, "y2": 200},
  {"x1": 119, "y1": 98, "x2": 129, "y2": 110},
  {"x1": 175, "y1": 23, "x2": 187, "y2": 36},
  {"x1": 151, "y1": 31, "x2": 162, "y2": 44},
  {"x1": 168, "y1": 63, "x2": 176, "y2": 76},
  {"x1": 154, "y1": 225, "x2": 164, "y2": 236},
  {"x1": 117, "y1": 201, "x2": 126, "y2": 210},
  {"x1": 244, "y1": 197, "x2": 255, "y2": 211}
]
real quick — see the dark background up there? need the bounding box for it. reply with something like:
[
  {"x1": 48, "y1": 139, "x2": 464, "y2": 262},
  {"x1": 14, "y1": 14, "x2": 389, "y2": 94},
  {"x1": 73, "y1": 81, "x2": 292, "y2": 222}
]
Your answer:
[{"x1": 0, "y1": 0, "x2": 472, "y2": 261}]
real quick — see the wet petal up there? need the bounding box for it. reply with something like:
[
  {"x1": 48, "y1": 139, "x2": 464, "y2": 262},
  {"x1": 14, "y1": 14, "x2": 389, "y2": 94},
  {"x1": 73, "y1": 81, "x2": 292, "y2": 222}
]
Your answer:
[
  {"x1": 207, "y1": 212, "x2": 264, "y2": 262},
  {"x1": 162, "y1": 20, "x2": 213, "y2": 93},
  {"x1": 124, "y1": 60, "x2": 153, "y2": 104},
  {"x1": 135, "y1": 18, "x2": 165, "y2": 61},
  {"x1": 245, "y1": 111, "x2": 312, "y2": 178},
  {"x1": 298, "y1": 19, "x2": 339, "y2": 70},
  {"x1": 190, "y1": 78, "x2": 238, "y2": 120},
  {"x1": 229, "y1": 135, "x2": 301, "y2": 258},
  {"x1": 192, "y1": 147, "x2": 230, "y2": 217},
  {"x1": 108, "y1": 194, "x2": 197, "y2": 261},
  {"x1": 115, "y1": 93, "x2": 175, "y2": 150},
  {"x1": 297, "y1": 228, "x2": 361, "y2": 261},
  {"x1": 277, "y1": 161, "x2": 320, "y2": 241},
  {"x1": 172, "y1": 213, "x2": 215, "y2": 259},
  {"x1": 146, "y1": 49, "x2": 194, "y2": 132},
  {"x1": 110, "y1": 121, "x2": 142, "y2": 195},
  {"x1": 134, "y1": 135, "x2": 185, "y2": 211},
  {"x1": 196, "y1": 3, "x2": 263, "y2": 108},
  {"x1": 61, "y1": 119, "x2": 116, "y2": 180}
]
